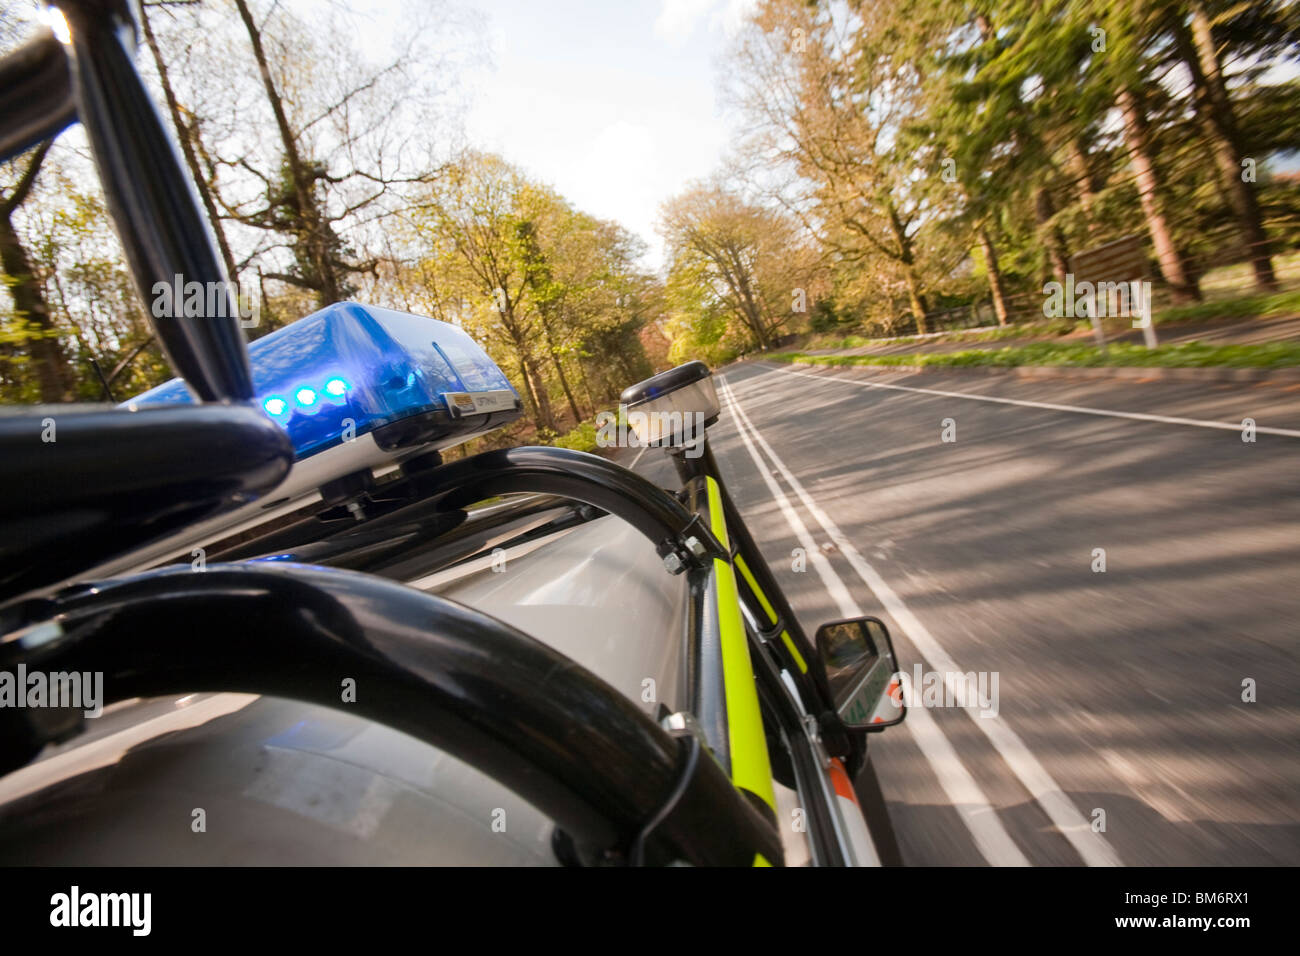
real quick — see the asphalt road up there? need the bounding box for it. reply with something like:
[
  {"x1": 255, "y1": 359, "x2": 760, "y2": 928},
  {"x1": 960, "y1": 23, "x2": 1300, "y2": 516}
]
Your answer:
[
  {"x1": 688, "y1": 361, "x2": 1299, "y2": 866},
  {"x1": 14, "y1": 361, "x2": 1295, "y2": 868}
]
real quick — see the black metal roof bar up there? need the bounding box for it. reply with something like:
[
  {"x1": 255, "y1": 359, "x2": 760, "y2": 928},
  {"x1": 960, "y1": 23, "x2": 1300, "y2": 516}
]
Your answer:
[
  {"x1": 1, "y1": 562, "x2": 783, "y2": 866},
  {"x1": 52, "y1": 0, "x2": 254, "y2": 401},
  {"x1": 0, "y1": 33, "x2": 76, "y2": 161}
]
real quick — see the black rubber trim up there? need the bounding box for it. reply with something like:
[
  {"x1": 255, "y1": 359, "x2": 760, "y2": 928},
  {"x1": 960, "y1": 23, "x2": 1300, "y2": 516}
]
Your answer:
[
  {"x1": 371, "y1": 404, "x2": 522, "y2": 452},
  {"x1": 620, "y1": 360, "x2": 711, "y2": 406}
]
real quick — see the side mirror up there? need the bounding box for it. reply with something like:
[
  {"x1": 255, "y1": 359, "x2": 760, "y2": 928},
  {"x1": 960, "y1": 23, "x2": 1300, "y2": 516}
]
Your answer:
[
  {"x1": 619, "y1": 361, "x2": 719, "y2": 447},
  {"x1": 815, "y1": 616, "x2": 905, "y2": 732}
]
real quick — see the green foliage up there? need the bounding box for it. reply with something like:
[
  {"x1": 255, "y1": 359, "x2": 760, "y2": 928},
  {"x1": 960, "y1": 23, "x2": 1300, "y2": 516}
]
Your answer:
[
  {"x1": 659, "y1": 183, "x2": 824, "y2": 360},
  {"x1": 665, "y1": 300, "x2": 743, "y2": 368},
  {"x1": 549, "y1": 419, "x2": 600, "y2": 454},
  {"x1": 5, "y1": 0, "x2": 1299, "y2": 408},
  {"x1": 403, "y1": 153, "x2": 657, "y2": 431},
  {"x1": 808, "y1": 298, "x2": 845, "y2": 334},
  {"x1": 714, "y1": 0, "x2": 1300, "y2": 350}
]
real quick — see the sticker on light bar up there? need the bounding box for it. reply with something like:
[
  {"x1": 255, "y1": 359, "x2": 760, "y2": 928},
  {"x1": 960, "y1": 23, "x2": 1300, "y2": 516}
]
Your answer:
[{"x1": 443, "y1": 389, "x2": 518, "y2": 418}]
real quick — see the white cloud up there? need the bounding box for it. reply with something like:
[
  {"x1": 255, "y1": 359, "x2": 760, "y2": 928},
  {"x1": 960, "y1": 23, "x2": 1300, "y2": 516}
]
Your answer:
[
  {"x1": 463, "y1": 1, "x2": 746, "y2": 270},
  {"x1": 716, "y1": 0, "x2": 760, "y2": 37},
  {"x1": 653, "y1": 0, "x2": 759, "y2": 46},
  {"x1": 653, "y1": 0, "x2": 719, "y2": 44},
  {"x1": 571, "y1": 121, "x2": 659, "y2": 224}
]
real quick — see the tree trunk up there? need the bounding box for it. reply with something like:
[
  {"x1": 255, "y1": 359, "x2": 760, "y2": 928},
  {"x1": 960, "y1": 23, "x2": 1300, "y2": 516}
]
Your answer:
[
  {"x1": 232, "y1": 0, "x2": 340, "y2": 305},
  {"x1": 1069, "y1": 138, "x2": 1099, "y2": 234},
  {"x1": 903, "y1": 264, "x2": 929, "y2": 335},
  {"x1": 744, "y1": 305, "x2": 770, "y2": 350},
  {"x1": 141, "y1": 8, "x2": 239, "y2": 285},
  {"x1": 513, "y1": 351, "x2": 540, "y2": 422},
  {"x1": 504, "y1": 313, "x2": 554, "y2": 432},
  {"x1": 731, "y1": 267, "x2": 770, "y2": 349},
  {"x1": 1180, "y1": 5, "x2": 1277, "y2": 291},
  {"x1": 884, "y1": 198, "x2": 928, "y2": 334},
  {"x1": 0, "y1": 141, "x2": 71, "y2": 403},
  {"x1": 977, "y1": 226, "x2": 1011, "y2": 326},
  {"x1": 547, "y1": 347, "x2": 581, "y2": 423},
  {"x1": 522, "y1": 351, "x2": 555, "y2": 431},
  {"x1": 1033, "y1": 186, "x2": 1070, "y2": 284},
  {"x1": 554, "y1": 356, "x2": 581, "y2": 421},
  {"x1": 536, "y1": 307, "x2": 582, "y2": 421},
  {"x1": 576, "y1": 357, "x2": 596, "y2": 414},
  {"x1": 1117, "y1": 87, "x2": 1201, "y2": 303},
  {"x1": 0, "y1": 213, "x2": 72, "y2": 403}
]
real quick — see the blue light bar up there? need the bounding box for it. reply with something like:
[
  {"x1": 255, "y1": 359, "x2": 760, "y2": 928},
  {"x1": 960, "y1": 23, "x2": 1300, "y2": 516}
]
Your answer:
[{"x1": 129, "y1": 302, "x2": 520, "y2": 458}]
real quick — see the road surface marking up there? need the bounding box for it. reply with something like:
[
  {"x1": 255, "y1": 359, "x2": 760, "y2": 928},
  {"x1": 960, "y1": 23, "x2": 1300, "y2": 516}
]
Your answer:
[
  {"x1": 719, "y1": 376, "x2": 1030, "y2": 867},
  {"x1": 722, "y1": 375, "x2": 1124, "y2": 867},
  {"x1": 766, "y1": 364, "x2": 1300, "y2": 438}
]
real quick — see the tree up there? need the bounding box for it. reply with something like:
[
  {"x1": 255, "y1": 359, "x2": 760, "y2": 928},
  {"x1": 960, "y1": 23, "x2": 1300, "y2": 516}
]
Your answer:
[
  {"x1": 1093, "y1": 0, "x2": 1202, "y2": 301},
  {"x1": 1172, "y1": 1, "x2": 1278, "y2": 290},
  {"x1": 29, "y1": 165, "x2": 172, "y2": 399},
  {"x1": 413, "y1": 155, "x2": 555, "y2": 429},
  {"x1": 140, "y1": 1, "x2": 238, "y2": 285},
  {"x1": 408, "y1": 153, "x2": 655, "y2": 432},
  {"x1": 660, "y1": 183, "x2": 822, "y2": 353},
  {"x1": 144, "y1": 0, "x2": 472, "y2": 310},
  {"x1": 1, "y1": 140, "x2": 73, "y2": 403},
  {"x1": 728, "y1": 0, "x2": 936, "y2": 331}
]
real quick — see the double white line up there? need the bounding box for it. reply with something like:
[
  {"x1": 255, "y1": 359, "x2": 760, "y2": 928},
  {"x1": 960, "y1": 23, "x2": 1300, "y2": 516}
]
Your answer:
[{"x1": 717, "y1": 374, "x2": 1122, "y2": 867}]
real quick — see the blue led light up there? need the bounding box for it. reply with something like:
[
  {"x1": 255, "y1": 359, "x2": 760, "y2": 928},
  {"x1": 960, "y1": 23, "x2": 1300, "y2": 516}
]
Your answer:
[{"x1": 128, "y1": 302, "x2": 519, "y2": 460}]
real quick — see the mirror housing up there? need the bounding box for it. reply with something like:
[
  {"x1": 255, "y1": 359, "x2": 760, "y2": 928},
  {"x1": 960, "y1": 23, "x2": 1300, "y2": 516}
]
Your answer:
[
  {"x1": 619, "y1": 360, "x2": 719, "y2": 447},
  {"x1": 815, "y1": 616, "x2": 905, "y2": 732}
]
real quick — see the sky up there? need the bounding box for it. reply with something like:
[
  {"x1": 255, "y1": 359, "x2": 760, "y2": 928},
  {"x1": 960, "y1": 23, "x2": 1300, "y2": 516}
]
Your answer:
[
  {"x1": 19, "y1": 0, "x2": 753, "y2": 273},
  {"x1": 462, "y1": 0, "x2": 757, "y2": 270}
]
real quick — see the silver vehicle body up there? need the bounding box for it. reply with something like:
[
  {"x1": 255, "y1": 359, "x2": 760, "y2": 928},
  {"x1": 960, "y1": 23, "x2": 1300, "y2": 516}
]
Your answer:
[{"x1": 0, "y1": 506, "x2": 880, "y2": 865}]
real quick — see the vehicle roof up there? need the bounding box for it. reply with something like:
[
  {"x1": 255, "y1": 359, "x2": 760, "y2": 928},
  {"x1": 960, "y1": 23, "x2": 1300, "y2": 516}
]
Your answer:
[{"x1": 0, "y1": 515, "x2": 687, "y2": 865}]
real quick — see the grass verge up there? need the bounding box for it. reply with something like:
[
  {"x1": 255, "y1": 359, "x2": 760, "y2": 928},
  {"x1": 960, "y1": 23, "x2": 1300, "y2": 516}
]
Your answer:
[
  {"x1": 1154, "y1": 289, "x2": 1300, "y2": 325},
  {"x1": 795, "y1": 284, "x2": 1300, "y2": 353},
  {"x1": 769, "y1": 340, "x2": 1300, "y2": 370}
]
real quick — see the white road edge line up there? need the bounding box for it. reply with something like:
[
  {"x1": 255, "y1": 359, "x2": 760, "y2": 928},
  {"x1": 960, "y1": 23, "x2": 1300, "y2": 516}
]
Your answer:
[
  {"x1": 767, "y1": 363, "x2": 1300, "y2": 438},
  {"x1": 718, "y1": 376, "x2": 1030, "y2": 867},
  {"x1": 721, "y1": 374, "x2": 1124, "y2": 868}
]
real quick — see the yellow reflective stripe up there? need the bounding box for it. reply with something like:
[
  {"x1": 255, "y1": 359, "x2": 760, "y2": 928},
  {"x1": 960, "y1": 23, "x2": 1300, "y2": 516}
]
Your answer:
[
  {"x1": 734, "y1": 556, "x2": 777, "y2": 623},
  {"x1": 754, "y1": 854, "x2": 771, "y2": 867},
  {"x1": 779, "y1": 631, "x2": 809, "y2": 675},
  {"x1": 735, "y1": 555, "x2": 809, "y2": 675},
  {"x1": 706, "y1": 477, "x2": 777, "y2": 813}
]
